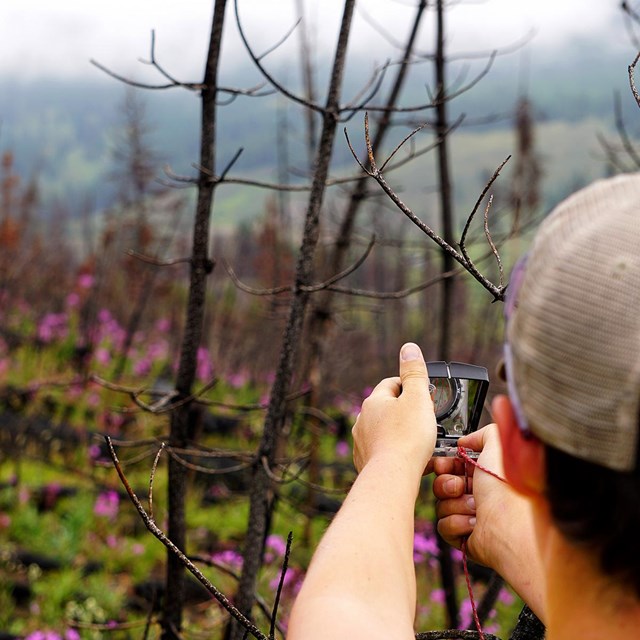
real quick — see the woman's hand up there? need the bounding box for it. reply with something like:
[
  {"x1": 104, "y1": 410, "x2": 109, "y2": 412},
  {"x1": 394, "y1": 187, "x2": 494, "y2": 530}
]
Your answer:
[
  {"x1": 352, "y1": 342, "x2": 437, "y2": 480},
  {"x1": 432, "y1": 424, "x2": 545, "y2": 620},
  {"x1": 432, "y1": 425, "x2": 506, "y2": 565}
]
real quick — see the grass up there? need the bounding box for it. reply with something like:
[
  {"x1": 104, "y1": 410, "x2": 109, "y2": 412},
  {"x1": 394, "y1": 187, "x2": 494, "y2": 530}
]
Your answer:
[{"x1": 0, "y1": 292, "x2": 525, "y2": 639}]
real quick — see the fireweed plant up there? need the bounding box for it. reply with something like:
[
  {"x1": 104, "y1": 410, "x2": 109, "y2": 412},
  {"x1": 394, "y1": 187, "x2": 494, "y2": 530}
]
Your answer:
[{"x1": 0, "y1": 284, "x2": 523, "y2": 637}]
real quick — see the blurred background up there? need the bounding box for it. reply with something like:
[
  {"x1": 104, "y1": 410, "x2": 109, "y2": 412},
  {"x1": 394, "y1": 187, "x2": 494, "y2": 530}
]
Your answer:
[{"x1": 0, "y1": 1, "x2": 637, "y2": 638}]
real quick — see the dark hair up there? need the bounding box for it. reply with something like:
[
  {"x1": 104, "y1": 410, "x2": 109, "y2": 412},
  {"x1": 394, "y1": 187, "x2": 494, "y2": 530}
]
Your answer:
[{"x1": 545, "y1": 443, "x2": 640, "y2": 598}]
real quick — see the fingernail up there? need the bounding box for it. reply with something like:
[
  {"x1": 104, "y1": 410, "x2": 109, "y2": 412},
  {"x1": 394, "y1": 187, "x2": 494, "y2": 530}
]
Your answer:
[
  {"x1": 469, "y1": 517, "x2": 477, "y2": 526},
  {"x1": 466, "y1": 496, "x2": 476, "y2": 510},
  {"x1": 444, "y1": 478, "x2": 458, "y2": 495},
  {"x1": 401, "y1": 343, "x2": 422, "y2": 361}
]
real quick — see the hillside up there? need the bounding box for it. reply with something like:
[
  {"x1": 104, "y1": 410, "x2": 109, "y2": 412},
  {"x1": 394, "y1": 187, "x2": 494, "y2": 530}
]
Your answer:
[{"x1": 1, "y1": 38, "x2": 639, "y2": 229}]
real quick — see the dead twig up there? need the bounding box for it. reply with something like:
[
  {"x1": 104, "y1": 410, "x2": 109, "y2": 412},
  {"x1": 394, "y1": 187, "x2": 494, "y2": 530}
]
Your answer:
[
  {"x1": 459, "y1": 155, "x2": 510, "y2": 280},
  {"x1": 483, "y1": 195, "x2": 504, "y2": 288},
  {"x1": 233, "y1": 0, "x2": 325, "y2": 114},
  {"x1": 629, "y1": 51, "x2": 640, "y2": 109},
  {"x1": 149, "y1": 443, "x2": 165, "y2": 521},
  {"x1": 127, "y1": 250, "x2": 192, "y2": 267},
  {"x1": 188, "y1": 555, "x2": 286, "y2": 637},
  {"x1": 345, "y1": 113, "x2": 508, "y2": 301},
  {"x1": 90, "y1": 374, "x2": 218, "y2": 414},
  {"x1": 269, "y1": 532, "x2": 293, "y2": 640},
  {"x1": 302, "y1": 235, "x2": 376, "y2": 292},
  {"x1": 105, "y1": 436, "x2": 269, "y2": 640},
  {"x1": 326, "y1": 268, "x2": 459, "y2": 299},
  {"x1": 223, "y1": 237, "x2": 375, "y2": 296}
]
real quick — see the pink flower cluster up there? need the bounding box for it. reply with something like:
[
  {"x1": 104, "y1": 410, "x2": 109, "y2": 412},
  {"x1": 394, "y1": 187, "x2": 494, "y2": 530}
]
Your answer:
[
  {"x1": 25, "y1": 630, "x2": 79, "y2": 640},
  {"x1": 37, "y1": 313, "x2": 69, "y2": 343},
  {"x1": 93, "y1": 490, "x2": 119, "y2": 520},
  {"x1": 211, "y1": 549, "x2": 243, "y2": 570}
]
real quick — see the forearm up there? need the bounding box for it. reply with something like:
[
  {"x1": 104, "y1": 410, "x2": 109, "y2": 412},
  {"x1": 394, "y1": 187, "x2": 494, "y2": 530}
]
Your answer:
[
  {"x1": 288, "y1": 454, "x2": 422, "y2": 640},
  {"x1": 486, "y1": 496, "x2": 546, "y2": 621}
]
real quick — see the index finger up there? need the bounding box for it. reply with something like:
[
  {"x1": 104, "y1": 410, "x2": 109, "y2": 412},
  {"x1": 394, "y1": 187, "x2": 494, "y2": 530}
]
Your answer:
[
  {"x1": 428, "y1": 456, "x2": 468, "y2": 476},
  {"x1": 458, "y1": 423, "x2": 498, "y2": 453},
  {"x1": 367, "y1": 376, "x2": 402, "y2": 399}
]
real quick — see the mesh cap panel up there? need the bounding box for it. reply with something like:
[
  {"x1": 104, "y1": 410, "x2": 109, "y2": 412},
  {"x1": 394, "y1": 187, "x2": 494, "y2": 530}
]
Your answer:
[{"x1": 510, "y1": 174, "x2": 640, "y2": 471}]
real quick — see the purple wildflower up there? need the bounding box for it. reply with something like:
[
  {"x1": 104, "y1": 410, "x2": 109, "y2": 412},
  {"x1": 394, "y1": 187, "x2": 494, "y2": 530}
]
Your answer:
[
  {"x1": 77, "y1": 273, "x2": 95, "y2": 289},
  {"x1": 37, "y1": 312, "x2": 68, "y2": 343},
  {"x1": 94, "y1": 490, "x2": 119, "y2": 520},
  {"x1": 65, "y1": 292, "x2": 80, "y2": 309},
  {"x1": 429, "y1": 588, "x2": 446, "y2": 604},
  {"x1": 212, "y1": 549, "x2": 243, "y2": 570},
  {"x1": 155, "y1": 317, "x2": 171, "y2": 333},
  {"x1": 133, "y1": 357, "x2": 152, "y2": 377},
  {"x1": 335, "y1": 441, "x2": 350, "y2": 458},
  {"x1": 266, "y1": 534, "x2": 287, "y2": 557},
  {"x1": 413, "y1": 531, "x2": 439, "y2": 561},
  {"x1": 498, "y1": 588, "x2": 515, "y2": 605},
  {"x1": 94, "y1": 347, "x2": 111, "y2": 366},
  {"x1": 458, "y1": 599, "x2": 473, "y2": 629},
  {"x1": 26, "y1": 631, "x2": 62, "y2": 640},
  {"x1": 196, "y1": 346, "x2": 214, "y2": 382},
  {"x1": 106, "y1": 534, "x2": 118, "y2": 548},
  {"x1": 227, "y1": 371, "x2": 248, "y2": 389}
]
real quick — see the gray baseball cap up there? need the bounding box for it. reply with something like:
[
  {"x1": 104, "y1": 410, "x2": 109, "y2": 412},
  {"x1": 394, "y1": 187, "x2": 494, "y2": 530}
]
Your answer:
[{"x1": 508, "y1": 174, "x2": 640, "y2": 471}]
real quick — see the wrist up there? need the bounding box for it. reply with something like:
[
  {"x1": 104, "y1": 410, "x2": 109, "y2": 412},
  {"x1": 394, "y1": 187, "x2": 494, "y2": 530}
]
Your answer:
[{"x1": 362, "y1": 448, "x2": 430, "y2": 496}]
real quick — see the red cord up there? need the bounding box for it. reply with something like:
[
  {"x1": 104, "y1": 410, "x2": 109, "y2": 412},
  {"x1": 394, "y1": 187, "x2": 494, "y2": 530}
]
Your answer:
[
  {"x1": 456, "y1": 446, "x2": 507, "y2": 484},
  {"x1": 461, "y1": 538, "x2": 485, "y2": 640},
  {"x1": 456, "y1": 445, "x2": 507, "y2": 638}
]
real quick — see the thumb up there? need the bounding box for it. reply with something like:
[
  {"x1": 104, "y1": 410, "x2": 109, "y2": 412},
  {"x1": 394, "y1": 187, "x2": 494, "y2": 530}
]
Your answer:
[{"x1": 399, "y1": 342, "x2": 430, "y2": 398}]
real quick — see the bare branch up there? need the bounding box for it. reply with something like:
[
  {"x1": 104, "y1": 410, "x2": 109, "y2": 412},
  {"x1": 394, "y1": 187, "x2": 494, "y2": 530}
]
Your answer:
[
  {"x1": 93, "y1": 446, "x2": 161, "y2": 469},
  {"x1": 259, "y1": 455, "x2": 312, "y2": 486},
  {"x1": 223, "y1": 259, "x2": 292, "y2": 296},
  {"x1": 169, "y1": 135, "x2": 457, "y2": 193},
  {"x1": 441, "y1": 51, "x2": 497, "y2": 102},
  {"x1": 483, "y1": 195, "x2": 504, "y2": 288},
  {"x1": 166, "y1": 447, "x2": 254, "y2": 475},
  {"x1": 596, "y1": 133, "x2": 635, "y2": 173},
  {"x1": 623, "y1": 0, "x2": 640, "y2": 23},
  {"x1": 188, "y1": 555, "x2": 286, "y2": 637},
  {"x1": 623, "y1": 2, "x2": 640, "y2": 50},
  {"x1": 346, "y1": 115, "x2": 508, "y2": 301},
  {"x1": 220, "y1": 148, "x2": 245, "y2": 181},
  {"x1": 340, "y1": 59, "x2": 393, "y2": 119},
  {"x1": 139, "y1": 29, "x2": 187, "y2": 87},
  {"x1": 89, "y1": 374, "x2": 219, "y2": 414},
  {"x1": 302, "y1": 235, "x2": 376, "y2": 292},
  {"x1": 327, "y1": 268, "x2": 460, "y2": 299},
  {"x1": 127, "y1": 250, "x2": 192, "y2": 267},
  {"x1": 356, "y1": 1, "x2": 424, "y2": 51},
  {"x1": 628, "y1": 51, "x2": 640, "y2": 109},
  {"x1": 233, "y1": 0, "x2": 326, "y2": 114},
  {"x1": 195, "y1": 385, "x2": 310, "y2": 410},
  {"x1": 459, "y1": 155, "x2": 511, "y2": 257},
  {"x1": 90, "y1": 59, "x2": 201, "y2": 91},
  {"x1": 104, "y1": 437, "x2": 268, "y2": 640},
  {"x1": 269, "y1": 532, "x2": 293, "y2": 640},
  {"x1": 168, "y1": 445, "x2": 254, "y2": 461},
  {"x1": 93, "y1": 30, "x2": 272, "y2": 98},
  {"x1": 380, "y1": 123, "x2": 427, "y2": 172},
  {"x1": 613, "y1": 90, "x2": 640, "y2": 167},
  {"x1": 149, "y1": 442, "x2": 165, "y2": 521},
  {"x1": 256, "y1": 18, "x2": 302, "y2": 61}
]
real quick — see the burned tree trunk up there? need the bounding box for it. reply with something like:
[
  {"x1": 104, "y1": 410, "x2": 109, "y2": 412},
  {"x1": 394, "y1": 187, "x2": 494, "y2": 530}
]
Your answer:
[
  {"x1": 163, "y1": 1, "x2": 227, "y2": 637},
  {"x1": 226, "y1": 3, "x2": 357, "y2": 639}
]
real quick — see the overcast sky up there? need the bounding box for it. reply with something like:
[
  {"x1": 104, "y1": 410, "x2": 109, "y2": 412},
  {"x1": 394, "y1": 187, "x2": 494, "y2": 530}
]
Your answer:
[{"x1": 0, "y1": 1, "x2": 628, "y2": 82}]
